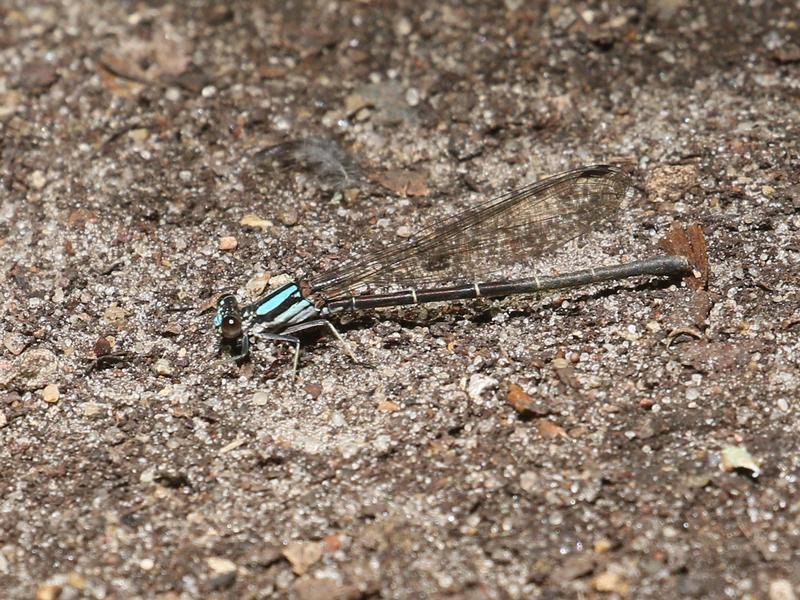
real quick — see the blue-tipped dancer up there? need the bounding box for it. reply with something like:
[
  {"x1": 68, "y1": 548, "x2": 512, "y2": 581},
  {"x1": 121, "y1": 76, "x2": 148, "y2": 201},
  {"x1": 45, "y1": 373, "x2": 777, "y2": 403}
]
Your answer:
[{"x1": 214, "y1": 165, "x2": 690, "y2": 373}]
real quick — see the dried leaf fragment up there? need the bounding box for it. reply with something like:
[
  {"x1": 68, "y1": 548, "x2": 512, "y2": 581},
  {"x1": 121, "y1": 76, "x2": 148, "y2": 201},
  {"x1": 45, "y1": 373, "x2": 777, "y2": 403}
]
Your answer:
[
  {"x1": 506, "y1": 383, "x2": 535, "y2": 415},
  {"x1": 536, "y1": 418, "x2": 568, "y2": 439},
  {"x1": 375, "y1": 169, "x2": 430, "y2": 197},
  {"x1": 721, "y1": 445, "x2": 761, "y2": 477},
  {"x1": 240, "y1": 213, "x2": 273, "y2": 231},
  {"x1": 659, "y1": 222, "x2": 709, "y2": 289}
]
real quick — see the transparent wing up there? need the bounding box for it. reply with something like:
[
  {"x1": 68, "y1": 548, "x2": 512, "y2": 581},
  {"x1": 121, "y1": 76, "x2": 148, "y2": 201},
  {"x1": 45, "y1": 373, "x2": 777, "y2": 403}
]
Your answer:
[{"x1": 310, "y1": 165, "x2": 634, "y2": 300}]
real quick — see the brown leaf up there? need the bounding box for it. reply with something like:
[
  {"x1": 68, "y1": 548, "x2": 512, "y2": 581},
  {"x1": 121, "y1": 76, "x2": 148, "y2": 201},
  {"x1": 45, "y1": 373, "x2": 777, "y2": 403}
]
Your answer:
[
  {"x1": 259, "y1": 65, "x2": 288, "y2": 79},
  {"x1": 536, "y1": 419, "x2": 568, "y2": 439},
  {"x1": 504, "y1": 382, "x2": 551, "y2": 417},
  {"x1": 97, "y1": 52, "x2": 150, "y2": 85},
  {"x1": 18, "y1": 61, "x2": 59, "y2": 93},
  {"x1": 506, "y1": 383, "x2": 534, "y2": 415},
  {"x1": 67, "y1": 208, "x2": 98, "y2": 227},
  {"x1": 374, "y1": 169, "x2": 430, "y2": 197},
  {"x1": 659, "y1": 222, "x2": 709, "y2": 290},
  {"x1": 93, "y1": 336, "x2": 112, "y2": 358}
]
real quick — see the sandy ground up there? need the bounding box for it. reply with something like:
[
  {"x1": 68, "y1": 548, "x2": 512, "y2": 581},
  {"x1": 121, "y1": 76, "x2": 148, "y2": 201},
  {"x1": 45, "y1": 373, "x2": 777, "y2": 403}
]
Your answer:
[{"x1": 2, "y1": 1, "x2": 799, "y2": 598}]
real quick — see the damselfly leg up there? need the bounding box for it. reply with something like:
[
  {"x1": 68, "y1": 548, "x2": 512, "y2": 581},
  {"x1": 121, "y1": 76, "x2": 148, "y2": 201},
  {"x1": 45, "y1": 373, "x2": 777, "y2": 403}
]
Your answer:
[{"x1": 256, "y1": 319, "x2": 357, "y2": 377}]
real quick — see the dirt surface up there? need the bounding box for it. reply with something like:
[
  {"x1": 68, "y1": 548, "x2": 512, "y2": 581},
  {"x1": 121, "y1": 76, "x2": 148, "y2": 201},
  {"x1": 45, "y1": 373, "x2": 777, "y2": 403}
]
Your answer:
[{"x1": 2, "y1": 1, "x2": 799, "y2": 598}]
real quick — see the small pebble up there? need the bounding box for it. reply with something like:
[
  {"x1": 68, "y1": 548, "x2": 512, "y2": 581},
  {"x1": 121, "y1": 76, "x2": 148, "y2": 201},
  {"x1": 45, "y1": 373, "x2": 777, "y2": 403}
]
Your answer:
[
  {"x1": 769, "y1": 579, "x2": 797, "y2": 600},
  {"x1": 283, "y1": 541, "x2": 323, "y2": 576},
  {"x1": 273, "y1": 115, "x2": 291, "y2": 130},
  {"x1": 2, "y1": 348, "x2": 58, "y2": 390},
  {"x1": 277, "y1": 208, "x2": 298, "y2": 227},
  {"x1": 251, "y1": 391, "x2": 270, "y2": 406},
  {"x1": 645, "y1": 320, "x2": 662, "y2": 333},
  {"x1": 153, "y1": 358, "x2": 174, "y2": 376},
  {"x1": 140, "y1": 558, "x2": 155, "y2": 571},
  {"x1": 0, "y1": 89, "x2": 21, "y2": 118},
  {"x1": 377, "y1": 400, "x2": 400, "y2": 413},
  {"x1": 67, "y1": 572, "x2": 86, "y2": 590},
  {"x1": 42, "y1": 384, "x2": 60, "y2": 404},
  {"x1": 103, "y1": 305, "x2": 127, "y2": 328},
  {"x1": 0, "y1": 411, "x2": 7, "y2": 428},
  {"x1": 270, "y1": 273, "x2": 294, "y2": 288},
  {"x1": 344, "y1": 93, "x2": 368, "y2": 115},
  {"x1": 208, "y1": 571, "x2": 236, "y2": 591},
  {"x1": 3, "y1": 332, "x2": 28, "y2": 356},
  {"x1": 20, "y1": 61, "x2": 59, "y2": 92},
  {"x1": 207, "y1": 556, "x2": 237, "y2": 574},
  {"x1": 219, "y1": 236, "x2": 238, "y2": 251},
  {"x1": 373, "y1": 434, "x2": 392, "y2": 454},
  {"x1": 394, "y1": 16, "x2": 412, "y2": 36},
  {"x1": 82, "y1": 402, "x2": 104, "y2": 417},
  {"x1": 594, "y1": 571, "x2": 629, "y2": 594},
  {"x1": 128, "y1": 128, "x2": 149, "y2": 142},
  {"x1": 35, "y1": 585, "x2": 62, "y2": 600},
  {"x1": 405, "y1": 87, "x2": 420, "y2": 107},
  {"x1": 467, "y1": 374, "x2": 498, "y2": 400},
  {"x1": 646, "y1": 164, "x2": 699, "y2": 202},
  {"x1": 246, "y1": 272, "x2": 271, "y2": 296},
  {"x1": 165, "y1": 87, "x2": 181, "y2": 101},
  {"x1": 519, "y1": 470, "x2": 538, "y2": 492},
  {"x1": 354, "y1": 107, "x2": 371, "y2": 122},
  {"x1": 29, "y1": 170, "x2": 47, "y2": 190},
  {"x1": 594, "y1": 538, "x2": 613, "y2": 553}
]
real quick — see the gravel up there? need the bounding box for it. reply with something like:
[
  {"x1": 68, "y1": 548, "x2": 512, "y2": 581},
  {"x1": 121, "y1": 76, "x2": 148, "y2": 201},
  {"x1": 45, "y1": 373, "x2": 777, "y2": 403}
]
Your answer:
[{"x1": 2, "y1": 1, "x2": 799, "y2": 598}]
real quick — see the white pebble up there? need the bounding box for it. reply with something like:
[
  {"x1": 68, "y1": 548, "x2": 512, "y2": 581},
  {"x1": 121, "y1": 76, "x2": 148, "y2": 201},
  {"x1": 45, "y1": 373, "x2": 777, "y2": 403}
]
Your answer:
[
  {"x1": 467, "y1": 374, "x2": 498, "y2": 400},
  {"x1": 405, "y1": 87, "x2": 420, "y2": 107}
]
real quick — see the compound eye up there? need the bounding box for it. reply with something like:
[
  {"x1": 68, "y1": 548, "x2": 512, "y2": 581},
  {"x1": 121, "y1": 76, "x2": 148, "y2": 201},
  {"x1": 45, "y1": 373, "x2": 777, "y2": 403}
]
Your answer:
[
  {"x1": 220, "y1": 315, "x2": 242, "y2": 340},
  {"x1": 214, "y1": 295, "x2": 243, "y2": 340}
]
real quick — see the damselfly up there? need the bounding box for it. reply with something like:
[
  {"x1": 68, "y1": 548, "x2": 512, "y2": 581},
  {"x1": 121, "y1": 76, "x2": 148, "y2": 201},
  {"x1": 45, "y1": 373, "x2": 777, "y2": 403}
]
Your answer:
[{"x1": 214, "y1": 165, "x2": 690, "y2": 373}]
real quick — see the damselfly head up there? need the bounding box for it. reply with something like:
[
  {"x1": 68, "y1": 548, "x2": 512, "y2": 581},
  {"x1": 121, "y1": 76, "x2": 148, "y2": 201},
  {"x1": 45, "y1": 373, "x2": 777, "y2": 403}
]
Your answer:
[{"x1": 214, "y1": 294, "x2": 243, "y2": 341}]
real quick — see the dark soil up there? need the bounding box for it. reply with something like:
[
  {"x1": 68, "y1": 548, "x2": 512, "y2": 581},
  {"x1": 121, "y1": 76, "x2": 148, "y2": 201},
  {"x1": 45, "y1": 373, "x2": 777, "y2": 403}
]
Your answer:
[{"x1": 2, "y1": 1, "x2": 799, "y2": 598}]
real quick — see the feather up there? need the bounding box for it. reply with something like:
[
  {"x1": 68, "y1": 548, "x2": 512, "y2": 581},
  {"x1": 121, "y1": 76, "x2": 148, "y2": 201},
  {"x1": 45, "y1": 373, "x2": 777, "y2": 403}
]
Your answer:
[{"x1": 255, "y1": 138, "x2": 361, "y2": 190}]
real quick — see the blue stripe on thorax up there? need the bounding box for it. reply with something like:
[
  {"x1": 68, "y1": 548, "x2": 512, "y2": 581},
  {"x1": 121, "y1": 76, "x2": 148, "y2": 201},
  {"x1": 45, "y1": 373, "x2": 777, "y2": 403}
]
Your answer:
[
  {"x1": 255, "y1": 283, "x2": 301, "y2": 317},
  {"x1": 251, "y1": 282, "x2": 318, "y2": 329}
]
